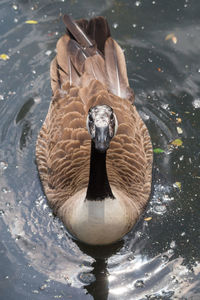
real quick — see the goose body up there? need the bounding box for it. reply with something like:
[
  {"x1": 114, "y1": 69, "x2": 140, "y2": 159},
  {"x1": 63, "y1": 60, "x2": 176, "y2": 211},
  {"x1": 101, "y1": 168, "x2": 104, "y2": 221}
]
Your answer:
[{"x1": 36, "y1": 15, "x2": 153, "y2": 245}]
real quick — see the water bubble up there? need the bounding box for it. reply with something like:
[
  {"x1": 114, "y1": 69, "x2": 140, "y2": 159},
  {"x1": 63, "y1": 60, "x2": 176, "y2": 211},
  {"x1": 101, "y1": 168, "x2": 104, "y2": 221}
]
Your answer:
[
  {"x1": 45, "y1": 50, "x2": 52, "y2": 56},
  {"x1": 112, "y1": 23, "x2": 118, "y2": 29},
  {"x1": 135, "y1": 1, "x2": 141, "y2": 7},
  {"x1": 78, "y1": 272, "x2": 95, "y2": 284},
  {"x1": 15, "y1": 235, "x2": 21, "y2": 241},
  {"x1": 132, "y1": 24, "x2": 137, "y2": 28},
  {"x1": 34, "y1": 96, "x2": 41, "y2": 103},
  {"x1": 57, "y1": 233, "x2": 64, "y2": 240},
  {"x1": 134, "y1": 279, "x2": 145, "y2": 288},
  {"x1": 0, "y1": 95, "x2": 4, "y2": 101},
  {"x1": 1, "y1": 187, "x2": 9, "y2": 193},
  {"x1": 161, "y1": 254, "x2": 169, "y2": 263},
  {"x1": 170, "y1": 241, "x2": 176, "y2": 249},
  {"x1": 0, "y1": 161, "x2": 8, "y2": 170},
  {"x1": 171, "y1": 275, "x2": 178, "y2": 284},
  {"x1": 40, "y1": 283, "x2": 48, "y2": 290},
  {"x1": 163, "y1": 194, "x2": 174, "y2": 202},
  {"x1": 12, "y1": 3, "x2": 19, "y2": 11},
  {"x1": 128, "y1": 253, "x2": 135, "y2": 261},
  {"x1": 168, "y1": 248, "x2": 174, "y2": 255},
  {"x1": 161, "y1": 103, "x2": 169, "y2": 110},
  {"x1": 0, "y1": 210, "x2": 5, "y2": 216},
  {"x1": 154, "y1": 204, "x2": 167, "y2": 214},
  {"x1": 14, "y1": 18, "x2": 18, "y2": 23},
  {"x1": 192, "y1": 99, "x2": 200, "y2": 108}
]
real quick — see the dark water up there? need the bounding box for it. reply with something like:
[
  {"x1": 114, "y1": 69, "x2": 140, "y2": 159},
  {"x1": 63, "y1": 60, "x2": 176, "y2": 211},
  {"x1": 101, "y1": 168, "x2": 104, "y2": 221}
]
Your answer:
[{"x1": 0, "y1": 0, "x2": 200, "y2": 299}]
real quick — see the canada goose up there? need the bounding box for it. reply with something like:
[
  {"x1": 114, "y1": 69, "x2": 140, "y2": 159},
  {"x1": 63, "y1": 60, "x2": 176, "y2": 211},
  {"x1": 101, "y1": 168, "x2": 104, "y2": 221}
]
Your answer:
[{"x1": 36, "y1": 14, "x2": 153, "y2": 245}]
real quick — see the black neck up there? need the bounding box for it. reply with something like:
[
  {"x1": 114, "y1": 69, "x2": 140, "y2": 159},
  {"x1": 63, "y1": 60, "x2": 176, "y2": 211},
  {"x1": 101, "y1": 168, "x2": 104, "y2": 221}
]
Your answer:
[{"x1": 86, "y1": 141, "x2": 115, "y2": 201}]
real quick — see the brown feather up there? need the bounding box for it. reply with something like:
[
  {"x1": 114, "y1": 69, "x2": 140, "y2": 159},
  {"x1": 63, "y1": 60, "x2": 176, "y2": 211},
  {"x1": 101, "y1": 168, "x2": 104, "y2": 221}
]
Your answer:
[
  {"x1": 105, "y1": 37, "x2": 131, "y2": 99},
  {"x1": 63, "y1": 14, "x2": 97, "y2": 56},
  {"x1": 36, "y1": 14, "x2": 153, "y2": 243},
  {"x1": 83, "y1": 55, "x2": 106, "y2": 86}
]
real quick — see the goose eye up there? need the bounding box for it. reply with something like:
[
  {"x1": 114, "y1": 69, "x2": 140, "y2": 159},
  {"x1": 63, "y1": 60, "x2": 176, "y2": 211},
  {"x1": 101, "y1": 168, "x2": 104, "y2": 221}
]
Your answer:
[{"x1": 89, "y1": 115, "x2": 93, "y2": 122}]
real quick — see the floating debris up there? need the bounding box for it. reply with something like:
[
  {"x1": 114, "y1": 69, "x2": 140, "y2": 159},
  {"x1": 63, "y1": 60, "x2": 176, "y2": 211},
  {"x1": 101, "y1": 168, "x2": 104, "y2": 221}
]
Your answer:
[
  {"x1": 25, "y1": 20, "x2": 38, "y2": 24},
  {"x1": 0, "y1": 54, "x2": 10, "y2": 61},
  {"x1": 154, "y1": 148, "x2": 165, "y2": 154},
  {"x1": 165, "y1": 33, "x2": 177, "y2": 44},
  {"x1": 177, "y1": 127, "x2": 183, "y2": 134},
  {"x1": 144, "y1": 217, "x2": 152, "y2": 221},
  {"x1": 173, "y1": 182, "x2": 181, "y2": 190},
  {"x1": 134, "y1": 279, "x2": 145, "y2": 288},
  {"x1": 176, "y1": 117, "x2": 182, "y2": 123},
  {"x1": 171, "y1": 139, "x2": 183, "y2": 147}
]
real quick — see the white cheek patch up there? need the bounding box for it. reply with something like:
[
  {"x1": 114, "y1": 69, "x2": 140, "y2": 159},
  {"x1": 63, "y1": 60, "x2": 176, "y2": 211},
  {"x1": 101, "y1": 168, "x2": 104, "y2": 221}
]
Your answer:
[
  {"x1": 114, "y1": 113, "x2": 118, "y2": 135},
  {"x1": 86, "y1": 115, "x2": 89, "y2": 133}
]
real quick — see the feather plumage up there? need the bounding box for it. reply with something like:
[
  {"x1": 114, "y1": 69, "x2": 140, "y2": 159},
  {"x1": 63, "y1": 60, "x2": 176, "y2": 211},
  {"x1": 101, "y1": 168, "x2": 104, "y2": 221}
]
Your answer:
[
  {"x1": 105, "y1": 37, "x2": 131, "y2": 99},
  {"x1": 36, "y1": 14, "x2": 152, "y2": 245}
]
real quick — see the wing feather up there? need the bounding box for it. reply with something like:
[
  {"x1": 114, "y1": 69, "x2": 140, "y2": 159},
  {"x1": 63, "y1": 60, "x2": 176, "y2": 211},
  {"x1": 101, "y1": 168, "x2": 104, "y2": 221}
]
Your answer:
[{"x1": 105, "y1": 37, "x2": 130, "y2": 99}]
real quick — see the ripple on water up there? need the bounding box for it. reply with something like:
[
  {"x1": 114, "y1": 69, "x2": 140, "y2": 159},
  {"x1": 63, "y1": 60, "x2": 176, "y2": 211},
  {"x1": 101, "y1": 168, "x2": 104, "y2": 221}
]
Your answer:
[{"x1": 1, "y1": 0, "x2": 200, "y2": 298}]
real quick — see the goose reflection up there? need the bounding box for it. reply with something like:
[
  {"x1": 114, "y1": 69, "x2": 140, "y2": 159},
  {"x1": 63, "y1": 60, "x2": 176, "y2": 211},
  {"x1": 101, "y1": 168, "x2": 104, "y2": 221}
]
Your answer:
[{"x1": 76, "y1": 240, "x2": 124, "y2": 300}]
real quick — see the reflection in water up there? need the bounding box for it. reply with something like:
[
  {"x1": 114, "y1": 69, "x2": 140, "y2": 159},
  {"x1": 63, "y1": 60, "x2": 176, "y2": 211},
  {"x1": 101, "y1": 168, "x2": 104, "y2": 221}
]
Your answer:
[
  {"x1": 76, "y1": 241, "x2": 123, "y2": 299},
  {"x1": 0, "y1": 0, "x2": 200, "y2": 299}
]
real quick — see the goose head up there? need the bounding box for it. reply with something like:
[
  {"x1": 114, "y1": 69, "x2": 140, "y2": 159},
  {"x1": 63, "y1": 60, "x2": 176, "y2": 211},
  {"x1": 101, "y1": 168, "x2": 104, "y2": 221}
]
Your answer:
[{"x1": 86, "y1": 105, "x2": 118, "y2": 152}]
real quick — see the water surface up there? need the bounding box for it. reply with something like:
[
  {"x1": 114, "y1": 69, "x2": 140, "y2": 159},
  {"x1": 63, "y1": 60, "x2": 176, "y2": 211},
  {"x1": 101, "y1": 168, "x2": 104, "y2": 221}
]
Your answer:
[{"x1": 0, "y1": 0, "x2": 200, "y2": 299}]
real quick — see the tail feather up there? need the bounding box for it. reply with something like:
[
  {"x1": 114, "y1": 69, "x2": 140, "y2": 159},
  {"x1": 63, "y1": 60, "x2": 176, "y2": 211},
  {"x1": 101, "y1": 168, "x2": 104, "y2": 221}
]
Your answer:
[
  {"x1": 105, "y1": 37, "x2": 130, "y2": 99},
  {"x1": 63, "y1": 14, "x2": 96, "y2": 56},
  {"x1": 50, "y1": 14, "x2": 133, "y2": 101},
  {"x1": 83, "y1": 55, "x2": 106, "y2": 86}
]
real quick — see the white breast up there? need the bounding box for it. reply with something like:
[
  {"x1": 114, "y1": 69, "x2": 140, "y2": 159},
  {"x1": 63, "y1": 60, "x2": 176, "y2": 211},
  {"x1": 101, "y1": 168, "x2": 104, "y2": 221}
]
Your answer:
[{"x1": 58, "y1": 187, "x2": 139, "y2": 245}]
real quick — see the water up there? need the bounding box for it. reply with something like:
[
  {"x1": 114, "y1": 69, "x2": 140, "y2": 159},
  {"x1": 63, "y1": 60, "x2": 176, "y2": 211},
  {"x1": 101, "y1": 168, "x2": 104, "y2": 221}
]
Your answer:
[{"x1": 0, "y1": 0, "x2": 200, "y2": 299}]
